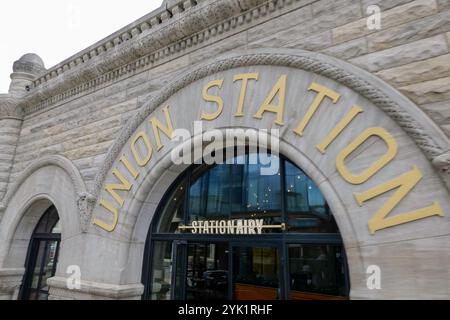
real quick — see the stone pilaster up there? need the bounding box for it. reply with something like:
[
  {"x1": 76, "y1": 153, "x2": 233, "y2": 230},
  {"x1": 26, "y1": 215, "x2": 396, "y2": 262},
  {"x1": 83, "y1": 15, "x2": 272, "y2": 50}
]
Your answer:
[
  {"x1": 0, "y1": 268, "x2": 25, "y2": 300},
  {"x1": 0, "y1": 53, "x2": 45, "y2": 210},
  {"x1": 0, "y1": 95, "x2": 22, "y2": 205},
  {"x1": 47, "y1": 277, "x2": 144, "y2": 300}
]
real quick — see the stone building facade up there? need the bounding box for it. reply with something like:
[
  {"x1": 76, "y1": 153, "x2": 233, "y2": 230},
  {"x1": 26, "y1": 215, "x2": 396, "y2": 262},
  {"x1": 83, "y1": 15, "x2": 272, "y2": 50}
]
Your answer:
[{"x1": 0, "y1": 0, "x2": 450, "y2": 300}]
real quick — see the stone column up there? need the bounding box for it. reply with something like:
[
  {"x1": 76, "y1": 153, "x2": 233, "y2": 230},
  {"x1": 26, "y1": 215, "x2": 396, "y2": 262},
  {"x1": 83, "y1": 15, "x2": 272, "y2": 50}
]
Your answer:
[
  {"x1": 0, "y1": 54, "x2": 45, "y2": 300},
  {"x1": 0, "y1": 53, "x2": 45, "y2": 209},
  {"x1": 0, "y1": 95, "x2": 22, "y2": 204}
]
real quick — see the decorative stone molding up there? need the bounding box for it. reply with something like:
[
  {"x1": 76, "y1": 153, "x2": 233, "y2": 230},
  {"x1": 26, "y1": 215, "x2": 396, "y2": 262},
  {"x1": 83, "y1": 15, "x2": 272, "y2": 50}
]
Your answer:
[
  {"x1": 92, "y1": 49, "x2": 450, "y2": 198},
  {"x1": 1, "y1": 155, "x2": 94, "y2": 232},
  {"x1": 0, "y1": 268, "x2": 25, "y2": 299},
  {"x1": 77, "y1": 192, "x2": 97, "y2": 232},
  {"x1": 47, "y1": 277, "x2": 144, "y2": 300},
  {"x1": 432, "y1": 152, "x2": 450, "y2": 173},
  {"x1": 18, "y1": 0, "x2": 298, "y2": 114},
  {"x1": 0, "y1": 95, "x2": 23, "y2": 120}
]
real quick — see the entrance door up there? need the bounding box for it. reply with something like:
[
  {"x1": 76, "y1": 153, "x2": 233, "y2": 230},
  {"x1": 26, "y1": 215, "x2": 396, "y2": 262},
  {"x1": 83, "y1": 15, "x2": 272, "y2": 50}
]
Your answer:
[
  {"x1": 185, "y1": 242, "x2": 229, "y2": 300},
  {"x1": 20, "y1": 205, "x2": 61, "y2": 300},
  {"x1": 232, "y1": 243, "x2": 282, "y2": 300},
  {"x1": 21, "y1": 237, "x2": 60, "y2": 300}
]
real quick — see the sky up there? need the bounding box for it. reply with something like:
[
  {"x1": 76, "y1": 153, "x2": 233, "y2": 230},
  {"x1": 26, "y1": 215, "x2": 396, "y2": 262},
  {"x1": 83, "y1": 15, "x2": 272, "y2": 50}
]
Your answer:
[{"x1": 0, "y1": 0, "x2": 163, "y2": 93}]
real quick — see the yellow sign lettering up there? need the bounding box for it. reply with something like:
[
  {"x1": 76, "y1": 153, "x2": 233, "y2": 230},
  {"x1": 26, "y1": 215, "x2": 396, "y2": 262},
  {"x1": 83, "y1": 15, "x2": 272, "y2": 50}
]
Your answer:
[
  {"x1": 253, "y1": 74, "x2": 287, "y2": 126},
  {"x1": 150, "y1": 105, "x2": 174, "y2": 151},
  {"x1": 201, "y1": 79, "x2": 224, "y2": 121},
  {"x1": 131, "y1": 131, "x2": 153, "y2": 166},
  {"x1": 233, "y1": 73, "x2": 258, "y2": 117},
  {"x1": 354, "y1": 166, "x2": 444, "y2": 234},
  {"x1": 336, "y1": 127, "x2": 398, "y2": 185},
  {"x1": 294, "y1": 82, "x2": 340, "y2": 136}
]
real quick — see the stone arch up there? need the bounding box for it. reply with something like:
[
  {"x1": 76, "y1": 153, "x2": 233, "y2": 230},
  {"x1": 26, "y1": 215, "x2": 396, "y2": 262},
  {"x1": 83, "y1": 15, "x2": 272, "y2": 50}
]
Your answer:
[
  {"x1": 93, "y1": 48, "x2": 450, "y2": 199},
  {"x1": 86, "y1": 48, "x2": 450, "y2": 299},
  {"x1": 117, "y1": 134, "x2": 362, "y2": 293},
  {"x1": 0, "y1": 155, "x2": 88, "y2": 298}
]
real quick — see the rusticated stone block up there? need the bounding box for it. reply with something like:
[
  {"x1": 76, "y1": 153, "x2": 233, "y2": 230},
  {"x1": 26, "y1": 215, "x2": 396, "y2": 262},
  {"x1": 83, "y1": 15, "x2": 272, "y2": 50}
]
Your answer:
[
  {"x1": 375, "y1": 54, "x2": 450, "y2": 86},
  {"x1": 367, "y1": 10, "x2": 450, "y2": 52},
  {"x1": 350, "y1": 34, "x2": 448, "y2": 72},
  {"x1": 399, "y1": 76, "x2": 450, "y2": 104},
  {"x1": 333, "y1": 0, "x2": 438, "y2": 44}
]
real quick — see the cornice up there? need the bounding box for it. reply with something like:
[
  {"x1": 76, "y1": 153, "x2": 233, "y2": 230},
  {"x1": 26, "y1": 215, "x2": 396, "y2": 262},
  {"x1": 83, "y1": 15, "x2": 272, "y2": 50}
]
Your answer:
[
  {"x1": 0, "y1": 95, "x2": 23, "y2": 120},
  {"x1": 19, "y1": 0, "x2": 311, "y2": 115},
  {"x1": 92, "y1": 49, "x2": 450, "y2": 199},
  {"x1": 19, "y1": 0, "x2": 271, "y2": 112}
]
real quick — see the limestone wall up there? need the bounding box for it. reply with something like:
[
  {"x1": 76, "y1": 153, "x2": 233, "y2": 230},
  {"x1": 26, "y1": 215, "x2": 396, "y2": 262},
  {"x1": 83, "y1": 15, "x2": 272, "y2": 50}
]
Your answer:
[{"x1": 3, "y1": 0, "x2": 448, "y2": 194}]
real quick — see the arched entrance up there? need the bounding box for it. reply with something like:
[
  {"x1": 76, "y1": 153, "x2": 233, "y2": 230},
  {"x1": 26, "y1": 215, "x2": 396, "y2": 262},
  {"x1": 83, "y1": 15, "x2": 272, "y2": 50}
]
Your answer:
[
  {"x1": 143, "y1": 151, "x2": 349, "y2": 300},
  {"x1": 19, "y1": 205, "x2": 61, "y2": 300},
  {"x1": 86, "y1": 49, "x2": 450, "y2": 300}
]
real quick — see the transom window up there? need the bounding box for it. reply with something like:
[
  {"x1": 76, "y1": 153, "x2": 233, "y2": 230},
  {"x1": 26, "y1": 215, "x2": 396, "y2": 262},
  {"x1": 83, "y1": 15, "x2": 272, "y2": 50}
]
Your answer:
[{"x1": 143, "y1": 152, "x2": 349, "y2": 300}]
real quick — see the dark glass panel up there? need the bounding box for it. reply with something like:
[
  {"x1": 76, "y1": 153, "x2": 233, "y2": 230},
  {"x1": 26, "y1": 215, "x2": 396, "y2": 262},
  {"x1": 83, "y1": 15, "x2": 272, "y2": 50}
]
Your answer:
[
  {"x1": 233, "y1": 246, "x2": 280, "y2": 300},
  {"x1": 285, "y1": 161, "x2": 338, "y2": 233},
  {"x1": 186, "y1": 242, "x2": 228, "y2": 300},
  {"x1": 230, "y1": 154, "x2": 281, "y2": 218},
  {"x1": 37, "y1": 240, "x2": 59, "y2": 294},
  {"x1": 189, "y1": 165, "x2": 231, "y2": 222},
  {"x1": 34, "y1": 206, "x2": 59, "y2": 234},
  {"x1": 156, "y1": 180, "x2": 186, "y2": 233},
  {"x1": 150, "y1": 241, "x2": 175, "y2": 300},
  {"x1": 30, "y1": 241, "x2": 45, "y2": 289},
  {"x1": 288, "y1": 244, "x2": 348, "y2": 299}
]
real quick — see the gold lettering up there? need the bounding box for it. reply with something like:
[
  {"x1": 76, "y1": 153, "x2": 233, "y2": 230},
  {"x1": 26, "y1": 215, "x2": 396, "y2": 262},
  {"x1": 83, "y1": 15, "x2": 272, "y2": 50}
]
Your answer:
[
  {"x1": 336, "y1": 127, "x2": 398, "y2": 184},
  {"x1": 354, "y1": 166, "x2": 444, "y2": 234},
  {"x1": 150, "y1": 105, "x2": 174, "y2": 151},
  {"x1": 131, "y1": 131, "x2": 153, "y2": 166},
  {"x1": 105, "y1": 168, "x2": 132, "y2": 207},
  {"x1": 233, "y1": 73, "x2": 258, "y2": 117},
  {"x1": 93, "y1": 199, "x2": 119, "y2": 232},
  {"x1": 253, "y1": 74, "x2": 287, "y2": 126},
  {"x1": 294, "y1": 82, "x2": 340, "y2": 136},
  {"x1": 119, "y1": 154, "x2": 139, "y2": 179},
  {"x1": 201, "y1": 79, "x2": 224, "y2": 121},
  {"x1": 316, "y1": 105, "x2": 363, "y2": 154}
]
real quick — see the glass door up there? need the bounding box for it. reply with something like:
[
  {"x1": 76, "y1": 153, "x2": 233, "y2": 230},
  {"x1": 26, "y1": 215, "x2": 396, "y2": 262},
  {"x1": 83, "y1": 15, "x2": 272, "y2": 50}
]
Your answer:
[
  {"x1": 231, "y1": 243, "x2": 283, "y2": 300},
  {"x1": 21, "y1": 237, "x2": 60, "y2": 300},
  {"x1": 185, "y1": 242, "x2": 229, "y2": 300}
]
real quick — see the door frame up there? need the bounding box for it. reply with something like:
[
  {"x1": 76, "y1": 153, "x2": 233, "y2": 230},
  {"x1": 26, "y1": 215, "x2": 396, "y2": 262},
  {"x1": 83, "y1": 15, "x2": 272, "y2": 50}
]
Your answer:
[
  {"x1": 19, "y1": 233, "x2": 61, "y2": 300},
  {"x1": 230, "y1": 240, "x2": 285, "y2": 300}
]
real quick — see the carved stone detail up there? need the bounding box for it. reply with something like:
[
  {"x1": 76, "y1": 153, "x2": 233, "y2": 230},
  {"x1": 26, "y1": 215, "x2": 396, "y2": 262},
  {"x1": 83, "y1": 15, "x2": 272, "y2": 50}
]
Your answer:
[
  {"x1": 92, "y1": 49, "x2": 450, "y2": 198},
  {"x1": 0, "y1": 95, "x2": 23, "y2": 120},
  {"x1": 1, "y1": 155, "x2": 94, "y2": 232}
]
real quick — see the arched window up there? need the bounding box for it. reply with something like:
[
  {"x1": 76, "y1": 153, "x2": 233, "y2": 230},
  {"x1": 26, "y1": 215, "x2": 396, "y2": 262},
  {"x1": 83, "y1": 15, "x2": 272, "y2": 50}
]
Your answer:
[
  {"x1": 142, "y1": 152, "x2": 349, "y2": 300},
  {"x1": 20, "y1": 205, "x2": 61, "y2": 300}
]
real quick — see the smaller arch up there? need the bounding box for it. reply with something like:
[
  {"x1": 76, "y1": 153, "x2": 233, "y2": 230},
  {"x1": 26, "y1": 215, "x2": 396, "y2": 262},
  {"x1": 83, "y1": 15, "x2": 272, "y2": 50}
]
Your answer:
[
  {"x1": 0, "y1": 155, "x2": 87, "y2": 288},
  {"x1": 1, "y1": 155, "x2": 88, "y2": 209}
]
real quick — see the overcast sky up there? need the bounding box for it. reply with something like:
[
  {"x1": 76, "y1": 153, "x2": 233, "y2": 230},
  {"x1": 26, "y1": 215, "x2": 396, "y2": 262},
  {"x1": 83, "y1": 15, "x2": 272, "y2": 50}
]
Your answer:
[{"x1": 0, "y1": 0, "x2": 163, "y2": 93}]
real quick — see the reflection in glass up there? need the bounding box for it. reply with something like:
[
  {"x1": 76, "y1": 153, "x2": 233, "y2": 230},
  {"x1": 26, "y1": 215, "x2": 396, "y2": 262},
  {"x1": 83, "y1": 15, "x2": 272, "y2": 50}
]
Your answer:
[
  {"x1": 186, "y1": 242, "x2": 228, "y2": 300},
  {"x1": 27, "y1": 239, "x2": 59, "y2": 300},
  {"x1": 285, "y1": 161, "x2": 338, "y2": 233},
  {"x1": 288, "y1": 244, "x2": 347, "y2": 299},
  {"x1": 22, "y1": 205, "x2": 61, "y2": 300},
  {"x1": 156, "y1": 181, "x2": 186, "y2": 233},
  {"x1": 233, "y1": 246, "x2": 279, "y2": 300},
  {"x1": 151, "y1": 241, "x2": 174, "y2": 300},
  {"x1": 189, "y1": 165, "x2": 230, "y2": 221},
  {"x1": 188, "y1": 153, "x2": 282, "y2": 228}
]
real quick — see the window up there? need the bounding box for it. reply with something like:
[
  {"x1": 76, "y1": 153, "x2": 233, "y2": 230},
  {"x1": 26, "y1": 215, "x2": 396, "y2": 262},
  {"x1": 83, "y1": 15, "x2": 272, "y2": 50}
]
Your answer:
[
  {"x1": 20, "y1": 205, "x2": 61, "y2": 300},
  {"x1": 143, "y1": 151, "x2": 349, "y2": 300}
]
